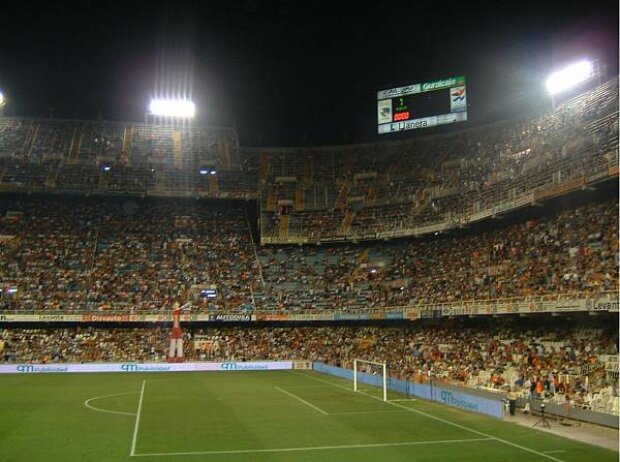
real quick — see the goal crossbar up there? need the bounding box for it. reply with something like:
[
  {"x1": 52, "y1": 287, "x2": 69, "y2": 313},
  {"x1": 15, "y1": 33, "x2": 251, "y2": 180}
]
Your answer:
[{"x1": 353, "y1": 359, "x2": 388, "y2": 401}]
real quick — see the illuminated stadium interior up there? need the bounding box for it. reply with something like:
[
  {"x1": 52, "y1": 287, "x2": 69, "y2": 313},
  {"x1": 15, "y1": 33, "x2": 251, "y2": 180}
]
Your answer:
[{"x1": 0, "y1": 2, "x2": 618, "y2": 461}]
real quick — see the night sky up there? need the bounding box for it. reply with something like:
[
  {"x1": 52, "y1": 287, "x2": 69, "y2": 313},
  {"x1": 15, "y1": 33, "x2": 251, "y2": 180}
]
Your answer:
[{"x1": 0, "y1": 0, "x2": 617, "y2": 146}]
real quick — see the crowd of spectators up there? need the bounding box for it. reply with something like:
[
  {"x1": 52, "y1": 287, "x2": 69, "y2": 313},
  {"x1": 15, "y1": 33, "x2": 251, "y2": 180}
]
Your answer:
[
  {"x1": 0, "y1": 118, "x2": 255, "y2": 198},
  {"x1": 1, "y1": 320, "x2": 617, "y2": 413},
  {"x1": 260, "y1": 78, "x2": 619, "y2": 241},
  {"x1": 0, "y1": 196, "x2": 261, "y2": 312},
  {"x1": 257, "y1": 198, "x2": 618, "y2": 310},
  {"x1": 0, "y1": 194, "x2": 616, "y2": 312}
]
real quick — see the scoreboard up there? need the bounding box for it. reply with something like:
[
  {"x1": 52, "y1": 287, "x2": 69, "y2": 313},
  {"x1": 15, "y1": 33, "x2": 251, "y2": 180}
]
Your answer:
[{"x1": 377, "y1": 75, "x2": 467, "y2": 134}]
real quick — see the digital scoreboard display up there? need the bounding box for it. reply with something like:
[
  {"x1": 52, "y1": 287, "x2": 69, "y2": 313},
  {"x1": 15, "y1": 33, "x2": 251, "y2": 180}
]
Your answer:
[{"x1": 377, "y1": 75, "x2": 467, "y2": 134}]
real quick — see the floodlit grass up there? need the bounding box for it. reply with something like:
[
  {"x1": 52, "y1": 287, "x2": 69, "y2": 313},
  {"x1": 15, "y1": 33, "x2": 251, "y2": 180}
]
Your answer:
[{"x1": 0, "y1": 370, "x2": 617, "y2": 461}]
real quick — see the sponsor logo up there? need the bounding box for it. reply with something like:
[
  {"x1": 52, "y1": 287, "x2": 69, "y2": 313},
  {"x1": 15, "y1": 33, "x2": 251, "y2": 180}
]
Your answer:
[
  {"x1": 219, "y1": 362, "x2": 271, "y2": 371},
  {"x1": 81, "y1": 314, "x2": 131, "y2": 322},
  {"x1": 121, "y1": 364, "x2": 139, "y2": 372},
  {"x1": 422, "y1": 78, "x2": 457, "y2": 92},
  {"x1": 336, "y1": 313, "x2": 370, "y2": 320},
  {"x1": 377, "y1": 84, "x2": 420, "y2": 99},
  {"x1": 220, "y1": 363, "x2": 238, "y2": 370},
  {"x1": 121, "y1": 363, "x2": 173, "y2": 372},
  {"x1": 440, "y1": 391, "x2": 479, "y2": 411},
  {"x1": 209, "y1": 314, "x2": 252, "y2": 322},
  {"x1": 16, "y1": 364, "x2": 69, "y2": 373},
  {"x1": 16, "y1": 365, "x2": 35, "y2": 373},
  {"x1": 390, "y1": 119, "x2": 429, "y2": 131},
  {"x1": 451, "y1": 88, "x2": 466, "y2": 101},
  {"x1": 38, "y1": 315, "x2": 67, "y2": 321},
  {"x1": 588, "y1": 299, "x2": 620, "y2": 312}
]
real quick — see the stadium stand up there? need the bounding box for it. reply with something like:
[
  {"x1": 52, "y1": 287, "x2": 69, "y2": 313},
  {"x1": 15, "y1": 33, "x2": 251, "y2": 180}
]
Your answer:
[
  {"x1": 257, "y1": 78, "x2": 618, "y2": 243},
  {"x1": 0, "y1": 197, "x2": 260, "y2": 312},
  {"x1": 0, "y1": 118, "x2": 254, "y2": 199},
  {"x1": 0, "y1": 194, "x2": 616, "y2": 313},
  {"x1": 1, "y1": 320, "x2": 618, "y2": 414},
  {"x1": 255, "y1": 198, "x2": 618, "y2": 310}
]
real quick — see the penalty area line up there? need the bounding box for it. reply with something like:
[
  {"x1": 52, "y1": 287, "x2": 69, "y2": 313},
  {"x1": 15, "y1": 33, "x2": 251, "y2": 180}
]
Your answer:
[
  {"x1": 130, "y1": 380, "x2": 146, "y2": 457},
  {"x1": 275, "y1": 386, "x2": 329, "y2": 415},
  {"x1": 130, "y1": 437, "x2": 493, "y2": 457}
]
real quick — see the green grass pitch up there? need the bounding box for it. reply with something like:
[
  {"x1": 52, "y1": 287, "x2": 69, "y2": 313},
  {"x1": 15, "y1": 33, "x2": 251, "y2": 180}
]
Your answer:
[{"x1": 0, "y1": 370, "x2": 617, "y2": 461}]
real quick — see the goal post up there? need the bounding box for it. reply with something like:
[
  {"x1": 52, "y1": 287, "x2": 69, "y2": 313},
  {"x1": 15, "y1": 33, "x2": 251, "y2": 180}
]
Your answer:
[{"x1": 353, "y1": 359, "x2": 388, "y2": 401}]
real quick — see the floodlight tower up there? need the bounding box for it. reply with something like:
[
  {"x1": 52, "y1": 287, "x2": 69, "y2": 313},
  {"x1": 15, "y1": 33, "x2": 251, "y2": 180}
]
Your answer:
[
  {"x1": 545, "y1": 60, "x2": 597, "y2": 108},
  {"x1": 0, "y1": 90, "x2": 5, "y2": 116}
]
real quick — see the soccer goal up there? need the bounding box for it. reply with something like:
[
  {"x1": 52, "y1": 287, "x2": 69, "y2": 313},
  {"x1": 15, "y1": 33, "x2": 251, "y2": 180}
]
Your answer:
[{"x1": 353, "y1": 359, "x2": 388, "y2": 401}]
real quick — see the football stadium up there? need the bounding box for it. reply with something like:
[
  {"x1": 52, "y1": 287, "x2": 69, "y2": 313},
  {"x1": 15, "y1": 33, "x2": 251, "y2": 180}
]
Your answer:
[{"x1": 0, "y1": 2, "x2": 618, "y2": 461}]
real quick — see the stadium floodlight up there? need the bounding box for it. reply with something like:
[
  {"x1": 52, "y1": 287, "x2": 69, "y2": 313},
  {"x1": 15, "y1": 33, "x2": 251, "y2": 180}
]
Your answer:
[
  {"x1": 0, "y1": 91, "x2": 4, "y2": 107},
  {"x1": 149, "y1": 98, "x2": 195, "y2": 118},
  {"x1": 545, "y1": 60, "x2": 594, "y2": 95}
]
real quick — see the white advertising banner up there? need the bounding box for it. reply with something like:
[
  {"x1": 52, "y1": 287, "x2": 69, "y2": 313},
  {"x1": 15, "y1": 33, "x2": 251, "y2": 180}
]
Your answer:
[
  {"x1": 378, "y1": 112, "x2": 467, "y2": 134},
  {"x1": 0, "y1": 361, "x2": 294, "y2": 374}
]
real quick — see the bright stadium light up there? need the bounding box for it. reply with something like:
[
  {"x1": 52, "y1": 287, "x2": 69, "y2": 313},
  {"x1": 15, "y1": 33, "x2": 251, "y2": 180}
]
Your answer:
[
  {"x1": 149, "y1": 98, "x2": 196, "y2": 118},
  {"x1": 0, "y1": 90, "x2": 4, "y2": 107},
  {"x1": 545, "y1": 60, "x2": 594, "y2": 95}
]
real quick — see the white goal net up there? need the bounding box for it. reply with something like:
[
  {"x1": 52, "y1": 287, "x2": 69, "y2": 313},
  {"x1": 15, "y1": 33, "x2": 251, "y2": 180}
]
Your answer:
[{"x1": 353, "y1": 359, "x2": 388, "y2": 401}]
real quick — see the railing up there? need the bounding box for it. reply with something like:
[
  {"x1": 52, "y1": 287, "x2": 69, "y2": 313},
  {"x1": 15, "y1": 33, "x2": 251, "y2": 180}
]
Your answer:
[
  {"x1": 0, "y1": 291, "x2": 617, "y2": 319},
  {"x1": 261, "y1": 148, "x2": 618, "y2": 244}
]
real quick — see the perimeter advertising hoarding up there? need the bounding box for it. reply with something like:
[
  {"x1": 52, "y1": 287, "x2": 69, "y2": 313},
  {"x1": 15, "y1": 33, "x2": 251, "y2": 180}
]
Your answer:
[
  {"x1": 0, "y1": 314, "x2": 255, "y2": 323},
  {"x1": 0, "y1": 361, "x2": 293, "y2": 374},
  {"x1": 313, "y1": 362, "x2": 503, "y2": 419}
]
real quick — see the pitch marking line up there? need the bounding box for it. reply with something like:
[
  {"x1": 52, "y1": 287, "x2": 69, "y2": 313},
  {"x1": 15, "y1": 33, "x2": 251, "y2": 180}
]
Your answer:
[
  {"x1": 130, "y1": 380, "x2": 147, "y2": 457},
  {"x1": 329, "y1": 409, "x2": 412, "y2": 416},
  {"x1": 389, "y1": 398, "x2": 418, "y2": 402},
  {"x1": 296, "y1": 372, "x2": 568, "y2": 462},
  {"x1": 275, "y1": 386, "x2": 329, "y2": 415},
  {"x1": 543, "y1": 450, "x2": 567, "y2": 454},
  {"x1": 131, "y1": 437, "x2": 493, "y2": 457},
  {"x1": 84, "y1": 391, "x2": 139, "y2": 417}
]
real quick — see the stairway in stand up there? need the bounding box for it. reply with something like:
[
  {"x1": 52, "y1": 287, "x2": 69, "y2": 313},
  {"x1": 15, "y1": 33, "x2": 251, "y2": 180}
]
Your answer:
[{"x1": 279, "y1": 214, "x2": 290, "y2": 238}]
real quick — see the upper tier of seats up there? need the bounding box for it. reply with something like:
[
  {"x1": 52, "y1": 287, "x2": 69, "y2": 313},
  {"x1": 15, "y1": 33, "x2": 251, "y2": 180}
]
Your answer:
[
  {"x1": 0, "y1": 118, "x2": 256, "y2": 199},
  {"x1": 0, "y1": 78, "x2": 618, "y2": 244},
  {"x1": 257, "y1": 78, "x2": 618, "y2": 242}
]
